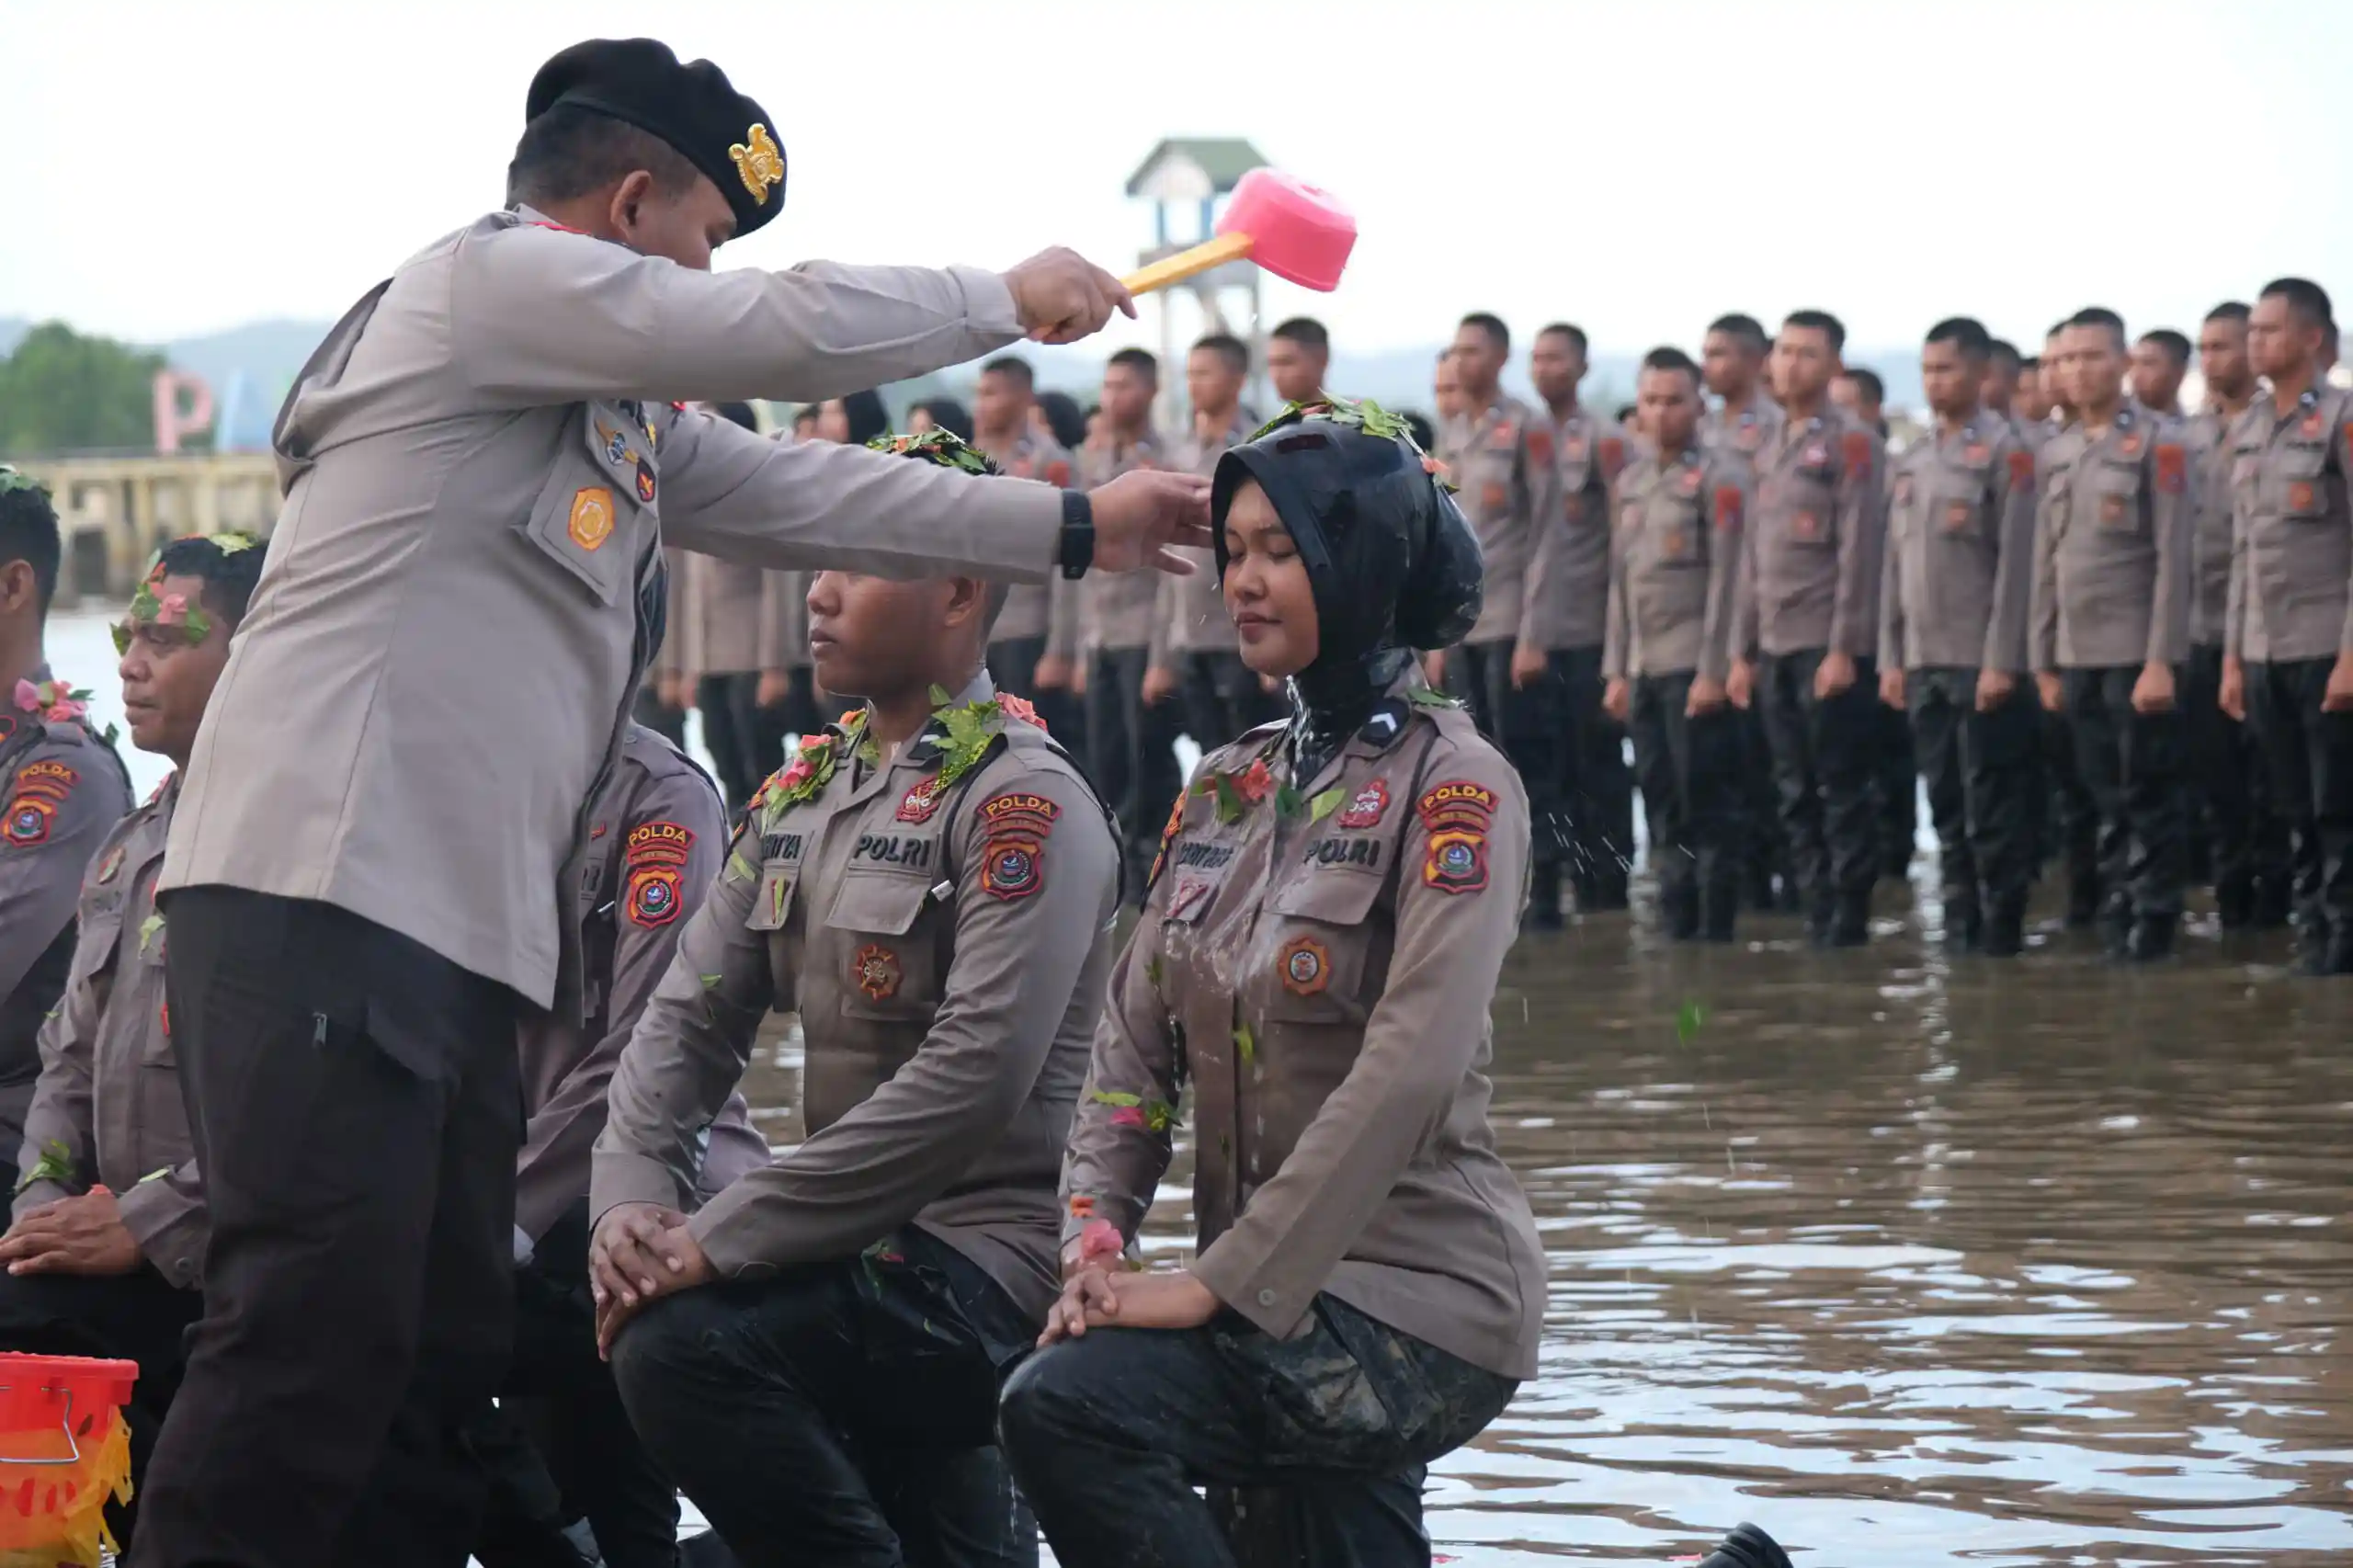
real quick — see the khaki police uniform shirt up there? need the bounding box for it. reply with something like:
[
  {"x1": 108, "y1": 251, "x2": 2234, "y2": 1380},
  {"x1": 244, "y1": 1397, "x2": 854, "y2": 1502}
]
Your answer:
[
  {"x1": 682, "y1": 552, "x2": 795, "y2": 677},
  {"x1": 977, "y1": 431, "x2": 1076, "y2": 647},
  {"x1": 1701, "y1": 396, "x2": 1785, "y2": 462},
  {"x1": 1166, "y1": 409, "x2": 1257, "y2": 656},
  {"x1": 515, "y1": 725, "x2": 767, "y2": 1244},
  {"x1": 1439, "y1": 394, "x2": 1549, "y2": 647},
  {"x1": 2030, "y1": 404, "x2": 2196, "y2": 671},
  {"x1": 0, "y1": 688, "x2": 132, "y2": 1134},
  {"x1": 162, "y1": 206, "x2": 1074, "y2": 1014},
  {"x1": 1603, "y1": 447, "x2": 1752, "y2": 683},
  {"x1": 1076, "y1": 435, "x2": 1172, "y2": 661},
  {"x1": 2188, "y1": 405, "x2": 2247, "y2": 649},
  {"x1": 594, "y1": 676, "x2": 1118, "y2": 1321},
  {"x1": 2225, "y1": 385, "x2": 2353, "y2": 665},
  {"x1": 1523, "y1": 405, "x2": 1633, "y2": 653},
  {"x1": 1737, "y1": 407, "x2": 1888, "y2": 659},
  {"x1": 1881, "y1": 415, "x2": 2039, "y2": 674},
  {"x1": 15, "y1": 774, "x2": 202, "y2": 1289},
  {"x1": 1063, "y1": 684, "x2": 1546, "y2": 1381}
]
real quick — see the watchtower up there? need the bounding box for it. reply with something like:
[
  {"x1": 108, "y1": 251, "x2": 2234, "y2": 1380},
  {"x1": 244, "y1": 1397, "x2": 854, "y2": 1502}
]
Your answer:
[{"x1": 1125, "y1": 138, "x2": 1268, "y2": 416}]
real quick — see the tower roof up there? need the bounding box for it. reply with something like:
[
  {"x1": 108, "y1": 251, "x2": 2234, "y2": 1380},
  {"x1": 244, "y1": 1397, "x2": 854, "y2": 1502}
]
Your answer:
[{"x1": 1124, "y1": 138, "x2": 1267, "y2": 201}]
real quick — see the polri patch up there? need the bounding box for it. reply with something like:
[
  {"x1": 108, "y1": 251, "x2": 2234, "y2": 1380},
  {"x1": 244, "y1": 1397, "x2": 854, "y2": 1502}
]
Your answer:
[
  {"x1": 897, "y1": 777, "x2": 945, "y2": 824},
  {"x1": 626, "y1": 864, "x2": 683, "y2": 928},
  {"x1": 1526, "y1": 426, "x2": 1553, "y2": 466},
  {"x1": 2007, "y1": 449, "x2": 2036, "y2": 488},
  {"x1": 1279, "y1": 935, "x2": 1331, "y2": 996},
  {"x1": 1841, "y1": 430, "x2": 1873, "y2": 480},
  {"x1": 1713, "y1": 486, "x2": 1743, "y2": 530},
  {"x1": 1336, "y1": 779, "x2": 1389, "y2": 830},
  {"x1": 853, "y1": 944, "x2": 902, "y2": 1001},
  {"x1": 2154, "y1": 443, "x2": 2187, "y2": 495}
]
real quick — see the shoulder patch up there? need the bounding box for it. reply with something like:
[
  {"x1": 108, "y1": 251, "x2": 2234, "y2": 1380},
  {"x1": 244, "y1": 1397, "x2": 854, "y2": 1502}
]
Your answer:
[
  {"x1": 1840, "y1": 429, "x2": 1873, "y2": 480},
  {"x1": 13, "y1": 759, "x2": 78, "y2": 802},
  {"x1": 626, "y1": 820, "x2": 695, "y2": 866},
  {"x1": 976, "y1": 789, "x2": 1059, "y2": 903},
  {"x1": 3, "y1": 796, "x2": 55, "y2": 847},
  {"x1": 1598, "y1": 436, "x2": 1627, "y2": 477},
  {"x1": 1712, "y1": 485, "x2": 1743, "y2": 530},
  {"x1": 2155, "y1": 443, "x2": 2188, "y2": 495},
  {"x1": 2006, "y1": 449, "x2": 2036, "y2": 488},
  {"x1": 1525, "y1": 426, "x2": 1553, "y2": 466},
  {"x1": 1417, "y1": 779, "x2": 1498, "y2": 829},
  {"x1": 978, "y1": 790, "x2": 1062, "y2": 829},
  {"x1": 1147, "y1": 790, "x2": 1188, "y2": 888},
  {"x1": 624, "y1": 863, "x2": 684, "y2": 928}
]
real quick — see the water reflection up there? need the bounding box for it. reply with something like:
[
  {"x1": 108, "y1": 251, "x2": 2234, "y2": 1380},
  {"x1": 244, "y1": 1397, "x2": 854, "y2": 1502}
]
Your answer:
[{"x1": 742, "y1": 874, "x2": 2351, "y2": 1565}]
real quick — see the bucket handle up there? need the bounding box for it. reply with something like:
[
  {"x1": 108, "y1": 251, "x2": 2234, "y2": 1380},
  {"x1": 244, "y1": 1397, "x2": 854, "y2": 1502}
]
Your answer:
[{"x1": 0, "y1": 1385, "x2": 78, "y2": 1465}]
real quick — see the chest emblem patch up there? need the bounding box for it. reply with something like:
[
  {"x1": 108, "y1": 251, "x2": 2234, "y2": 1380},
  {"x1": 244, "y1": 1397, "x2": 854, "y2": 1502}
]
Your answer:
[
  {"x1": 1337, "y1": 779, "x2": 1390, "y2": 830},
  {"x1": 853, "y1": 944, "x2": 902, "y2": 1001},
  {"x1": 569, "y1": 486, "x2": 615, "y2": 551},
  {"x1": 1279, "y1": 935, "x2": 1332, "y2": 997}
]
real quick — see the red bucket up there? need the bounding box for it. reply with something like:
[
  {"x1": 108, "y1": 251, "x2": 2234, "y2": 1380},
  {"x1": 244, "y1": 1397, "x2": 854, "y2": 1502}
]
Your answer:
[{"x1": 0, "y1": 1353, "x2": 140, "y2": 1564}]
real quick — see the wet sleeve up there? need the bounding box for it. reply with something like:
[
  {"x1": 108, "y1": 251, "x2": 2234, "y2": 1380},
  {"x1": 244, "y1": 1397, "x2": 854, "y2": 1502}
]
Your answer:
[
  {"x1": 688, "y1": 767, "x2": 1120, "y2": 1275},
  {"x1": 518, "y1": 767, "x2": 726, "y2": 1243},
  {"x1": 1601, "y1": 484, "x2": 1630, "y2": 684},
  {"x1": 1877, "y1": 496, "x2": 1904, "y2": 676},
  {"x1": 1701, "y1": 472, "x2": 1748, "y2": 685},
  {"x1": 1831, "y1": 429, "x2": 1886, "y2": 657},
  {"x1": 11, "y1": 892, "x2": 107, "y2": 1215},
  {"x1": 1189, "y1": 743, "x2": 1529, "y2": 1337},
  {"x1": 449, "y1": 223, "x2": 1024, "y2": 407},
  {"x1": 2031, "y1": 481, "x2": 2061, "y2": 672},
  {"x1": 2338, "y1": 415, "x2": 2353, "y2": 655},
  {"x1": 0, "y1": 749, "x2": 125, "y2": 1002},
  {"x1": 656, "y1": 411, "x2": 1060, "y2": 584},
  {"x1": 1518, "y1": 446, "x2": 1562, "y2": 653},
  {"x1": 1986, "y1": 445, "x2": 2039, "y2": 675},
  {"x1": 2225, "y1": 439, "x2": 2249, "y2": 661},
  {"x1": 2150, "y1": 438, "x2": 2195, "y2": 667},
  {"x1": 590, "y1": 815, "x2": 776, "y2": 1221},
  {"x1": 111, "y1": 1118, "x2": 209, "y2": 1290},
  {"x1": 1732, "y1": 505, "x2": 1760, "y2": 661}
]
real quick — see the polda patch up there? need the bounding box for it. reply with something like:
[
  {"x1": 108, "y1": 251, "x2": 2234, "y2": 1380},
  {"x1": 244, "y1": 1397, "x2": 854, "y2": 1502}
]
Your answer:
[
  {"x1": 626, "y1": 820, "x2": 694, "y2": 866},
  {"x1": 3, "y1": 796, "x2": 55, "y2": 847},
  {"x1": 625, "y1": 864, "x2": 683, "y2": 928},
  {"x1": 1422, "y1": 826, "x2": 1489, "y2": 895},
  {"x1": 981, "y1": 836, "x2": 1044, "y2": 902}
]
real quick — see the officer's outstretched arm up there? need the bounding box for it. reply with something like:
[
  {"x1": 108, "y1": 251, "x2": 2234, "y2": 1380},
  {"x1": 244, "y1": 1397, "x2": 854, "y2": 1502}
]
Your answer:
[
  {"x1": 452, "y1": 224, "x2": 1023, "y2": 408},
  {"x1": 592, "y1": 821, "x2": 776, "y2": 1221}
]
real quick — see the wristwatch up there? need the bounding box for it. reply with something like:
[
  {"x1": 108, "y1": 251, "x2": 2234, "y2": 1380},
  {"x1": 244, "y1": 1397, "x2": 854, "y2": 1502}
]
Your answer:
[{"x1": 1057, "y1": 489, "x2": 1096, "y2": 580}]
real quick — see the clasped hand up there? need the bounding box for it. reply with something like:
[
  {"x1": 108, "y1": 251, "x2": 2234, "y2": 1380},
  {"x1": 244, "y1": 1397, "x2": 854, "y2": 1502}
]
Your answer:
[
  {"x1": 1038, "y1": 1267, "x2": 1218, "y2": 1347},
  {"x1": 0, "y1": 1187, "x2": 140, "y2": 1277},
  {"x1": 588, "y1": 1201, "x2": 716, "y2": 1359}
]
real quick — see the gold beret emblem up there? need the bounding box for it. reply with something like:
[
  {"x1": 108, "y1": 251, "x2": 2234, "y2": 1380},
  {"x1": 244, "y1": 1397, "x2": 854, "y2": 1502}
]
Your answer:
[{"x1": 729, "y1": 123, "x2": 783, "y2": 205}]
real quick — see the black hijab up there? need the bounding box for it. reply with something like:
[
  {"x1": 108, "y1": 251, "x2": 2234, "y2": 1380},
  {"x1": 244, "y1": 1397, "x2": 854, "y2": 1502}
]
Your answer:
[{"x1": 1211, "y1": 400, "x2": 1483, "y2": 778}]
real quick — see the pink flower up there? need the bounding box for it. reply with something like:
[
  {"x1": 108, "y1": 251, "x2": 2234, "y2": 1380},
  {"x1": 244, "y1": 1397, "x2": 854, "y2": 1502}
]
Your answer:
[
  {"x1": 999, "y1": 693, "x2": 1045, "y2": 732},
  {"x1": 42, "y1": 698, "x2": 85, "y2": 722},
  {"x1": 155, "y1": 592, "x2": 189, "y2": 626},
  {"x1": 1232, "y1": 758, "x2": 1276, "y2": 804},
  {"x1": 1078, "y1": 1219, "x2": 1124, "y2": 1266},
  {"x1": 1109, "y1": 1105, "x2": 1147, "y2": 1130},
  {"x1": 11, "y1": 679, "x2": 38, "y2": 714}
]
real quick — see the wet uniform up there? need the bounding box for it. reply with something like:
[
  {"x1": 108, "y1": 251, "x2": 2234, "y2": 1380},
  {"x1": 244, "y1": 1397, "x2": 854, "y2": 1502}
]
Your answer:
[
  {"x1": 1736, "y1": 406, "x2": 1889, "y2": 937},
  {"x1": 2185, "y1": 403, "x2": 2287, "y2": 926},
  {"x1": 1078, "y1": 434, "x2": 1184, "y2": 901},
  {"x1": 977, "y1": 431, "x2": 1082, "y2": 744},
  {"x1": 3, "y1": 772, "x2": 196, "y2": 1543},
  {"x1": 1438, "y1": 395, "x2": 1563, "y2": 904},
  {"x1": 1168, "y1": 409, "x2": 1284, "y2": 750},
  {"x1": 1526, "y1": 404, "x2": 1637, "y2": 910},
  {"x1": 1703, "y1": 398, "x2": 1793, "y2": 909},
  {"x1": 596, "y1": 677, "x2": 1117, "y2": 1563},
  {"x1": 480, "y1": 724, "x2": 769, "y2": 1568},
  {"x1": 2030, "y1": 404, "x2": 2196, "y2": 943},
  {"x1": 1002, "y1": 684, "x2": 1540, "y2": 1567},
  {"x1": 2225, "y1": 384, "x2": 2353, "y2": 965},
  {"x1": 1605, "y1": 446, "x2": 1752, "y2": 939},
  {"x1": 1881, "y1": 417, "x2": 2040, "y2": 943}
]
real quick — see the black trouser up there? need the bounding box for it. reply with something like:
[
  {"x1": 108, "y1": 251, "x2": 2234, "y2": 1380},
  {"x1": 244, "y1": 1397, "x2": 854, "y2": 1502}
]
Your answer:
[
  {"x1": 1449, "y1": 640, "x2": 1564, "y2": 870},
  {"x1": 1179, "y1": 649, "x2": 1285, "y2": 753},
  {"x1": 1628, "y1": 672, "x2": 1744, "y2": 937},
  {"x1": 1551, "y1": 646, "x2": 1634, "y2": 901},
  {"x1": 697, "y1": 672, "x2": 792, "y2": 814},
  {"x1": 1734, "y1": 704, "x2": 1789, "y2": 904},
  {"x1": 633, "y1": 684, "x2": 688, "y2": 750},
  {"x1": 989, "y1": 635, "x2": 1086, "y2": 760},
  {"x1": 475, "y1": 1205, "x2": 680, "y2": 1568},
  {"x1": 1755, "y1": 649, "x2": 1881, "y2": 905},
  {"x1": 2183, "y1": 644, "x2": 2289, "y2": 915},
  {"x1": 610, "y1": 1228, "x2": 1036, "y2": 1568},
  {"x1": 1876, "y1": 698, "x2": 1918, "y2": 878},
  {"x1": 2037, "y1": 699, "x2": 2099, "y2": 899},
  {"x1": 2061, "y1": 666, "x2": 2188, "y2": 924},
  {"x1": 1087, "y1": 646, "x2": 1185, "y2": 901},
  {"x1": 999, "y1": 1295, "x2": 1517, "y2": 1568},
  {"x1": 0, "y1": 1266, "x2": 201, "y2": 1548},
  {"x1": 2246, "y1": 656, "x2": 2353, "y2": 945},
  {"x1": 1905, "y1": 669, "x2": 2037, "y2": 915},
  {"x1": 137, "y1": 888, "x2": 520, "y2": 1568}
]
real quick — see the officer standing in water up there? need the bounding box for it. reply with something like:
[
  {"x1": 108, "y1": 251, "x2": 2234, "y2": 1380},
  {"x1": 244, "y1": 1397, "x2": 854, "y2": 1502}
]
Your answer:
[{"x1": 137, "y1": 38, "x2": 1210, "y2": 1568}]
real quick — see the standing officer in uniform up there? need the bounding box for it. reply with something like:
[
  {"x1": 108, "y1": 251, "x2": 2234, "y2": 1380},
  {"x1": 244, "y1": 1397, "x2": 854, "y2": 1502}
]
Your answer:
[
  {"x1": 0, "y1": 534, "x2": 255, "y2": 1550},
  {"x1": 481, "y1": 721, "x2": 768, "y2": 1568},
  {"x1": 2011, "y1": 358, "x2": 2051, "y2": 428},
  {"x1": 1521, "y1": 323, "x2": 1635, "y2": 915},
  {"x1": 1075, "y1": 347, "x2": 1184, "y2": 901},
  {"x1": 591, "y1": 431, "x2": 1120, "y2": 1562},
  {"x1": 2221, "y1": 278, "x2": 2353, "y2": 974},
  {"x1": 1602, "y1": 349, "x2": 1752, "y2": 942},
  {"x1": 681, "y1": 402, "x2": 794, "y2": 809},
  {"x1": 1161, "y1": 335, "x2": 1279, "y2": 749},
  {"x1": 2187, "y1": 302, "x2": 2288, "y2": 929},
  {"x1": 1267, "y1": 317, "x2": 1331, "y2": 404},
  {"x1": 1728, "y1": 311, "x2": 1889, "y2": 947},
  {"x1": 972, "y1": 355, "x2": 1081, "y2": 740},
  {"x1": 138, "y1": 40, "x2": 1210, "y2": 1568},
  {"x1": 2131, "y1": 331, "x2": 2192, "y2": 418},
  {"x1": 2031, "y1": 307, "x2": 2195, "y2": 961},
  {"x1": 1879, "y1": 320, "x2": 2039, "y2": 957},
  {"x1": 1433, "y1": 348, "x2": 1462, "y2": 425},
  {"x1": 1984, "y1": 340, "x2": 2026, "y2": 422},
  {"x1": 2022, "y1": 321, "x2": 2100, "y2": 923},
  {"x1": 1438, "y1": 313, "x2": 1563, "y2": 924},
  {"x1": 0, "y1": 470, "x2": 131, "y2": 1157},
  {"x1": 1700, "y1": 313, "x2": 1792, "y2": 912}
]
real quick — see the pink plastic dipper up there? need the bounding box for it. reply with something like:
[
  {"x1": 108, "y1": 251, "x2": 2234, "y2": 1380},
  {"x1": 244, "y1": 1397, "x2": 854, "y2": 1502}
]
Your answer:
[{"x1": 1120, "y1": 168, "x2": 1357, "y2": 296}]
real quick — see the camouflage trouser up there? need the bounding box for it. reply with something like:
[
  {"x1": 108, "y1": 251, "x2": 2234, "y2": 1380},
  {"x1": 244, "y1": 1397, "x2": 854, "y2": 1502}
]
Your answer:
[{"x1": 1000, "y1": 1296, "x2": 1517, "y2": 1568}]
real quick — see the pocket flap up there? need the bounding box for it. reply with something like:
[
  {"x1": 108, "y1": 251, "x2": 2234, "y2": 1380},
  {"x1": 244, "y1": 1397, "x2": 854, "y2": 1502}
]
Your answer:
[
  {"x1": 824, "y1": 872, "x2": 933, "y2": 937},
  {"x1": 1271, "y1": 869, "x2": 1384, "y2": 926}
]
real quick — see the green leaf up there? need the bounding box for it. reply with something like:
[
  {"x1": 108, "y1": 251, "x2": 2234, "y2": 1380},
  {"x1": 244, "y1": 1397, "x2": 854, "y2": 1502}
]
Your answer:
[
  {"x1": 1674, "y1": 996, "x2": 1708, "y2": 1044},
  {"x1": 182, "y1": 604, "x2": 213, "y2": 643},
  {"x1": 1274, "y1": 782, "x2": 1305, "y2": 819},
  {"x1": 1211, "y1": 774, "x2": 1243, "y2": 825},
  {"x1": 1407, "y1": 685, "x2": 1462, "y2": 709},
  {"x1": 725, "y1": 850, "x2": 756, "y2": 883},
  {"x1": 213, "y1": 532, "x2": 257, "y2": 554},
  {"x1": 1144, "y1": 956, "x2": 1165, "y2": 989},
  {"x1": 1234, "y1": 1021, "x2": 1256, "y2": 1064},
  {"x1": 128, "y1": 582, "x2": 161, "y2": 622},
  {"x1": 139, "y1": 914, "x2": 165, "y2": 953},
  {"x1": 928, "y1": 683, "x2": 955, "y2": 707},
  {"x1": 699, "y1": 973, "x2": 723, "y2": 991},
  {"x1": 1087, "y1": 1088, "x2": 1142, "y2": 1108},
  {"x1": 1309, "y1": 787, "x2": 1345, "y2": 823},
  {"x1": 16, "y1": 1139, "x2": 74, "y2": 1196},
  {"x1": 110, "y1": 621, "x2": 131, "y2": 656},
  {"x1": 138, "y1": 1166, "x2": 172, "y2": 1185}
]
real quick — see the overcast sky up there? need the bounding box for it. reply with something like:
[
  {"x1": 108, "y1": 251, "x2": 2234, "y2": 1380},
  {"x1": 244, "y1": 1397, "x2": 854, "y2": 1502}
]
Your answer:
[{"x1": 6, "y1": 0, "x2": 2350, "y2": 356}]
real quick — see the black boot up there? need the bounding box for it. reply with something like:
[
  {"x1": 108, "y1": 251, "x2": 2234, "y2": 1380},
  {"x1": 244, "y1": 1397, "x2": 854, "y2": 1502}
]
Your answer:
[
  {"x1": 1804, "y1": 889, "x2": 1836, "y2": 948},
  {"x1": 1982, "y1": 896, "x2": 2027, "y2": 957},
  {"x1": 2215, "y1": 874, "x2": 2255, "y2": 932},
  {"x1": 1661, "y1": 881, "x2": 1700, "y2": 941},
  {"x1": 1829, "y1": 892, "x2": 1872, "y2": 948},
  {"x1": 1586, "y1": 870, "x2": 1631, "y2": 912},
  {"x1": 2066, "y1": 874, "x2": 2103, "y2": 929},
  {"x1": 1701, "y1": 881, "x2": 1740, "y2": 944},
  {"x1": 1747, "y1": 864, "x2": 1780, "y2": 914},
  {"x1": 2252, "y1": 878, "x2": 2292, "y2": 930},
  {"x1": 2127, "y1": 913, "x2": 2177, "y2": 962},
  {"x1": 1524, "y1": 862, "x2": 1564, "y2": 932},
  {"x1": 1942, "y1": 898, "x2": 1983, "y2": 953},
  {"x1": 2101, "y1": 908, "x2": 2135, "y2": 961}
]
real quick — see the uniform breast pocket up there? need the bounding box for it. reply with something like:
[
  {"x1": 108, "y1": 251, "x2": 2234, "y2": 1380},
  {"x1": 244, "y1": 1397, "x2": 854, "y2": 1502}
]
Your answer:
[
  {"x1": 2277, "y1": 451, "x2": 2328, "y2": 520},
  {"x1": 1260, "y1": 871, "x2": 1386, "y2": 1026},
  {"x1": 825, "y1": 873, "x2": 943, "y2": 1021},
  {"x1": 1932, "y1": 488, "x2": 1983, "y2": 536},
  {"x1": 518, "y1": 404, "x2": 656, "y2": 606},
  {"x1": 2093, "y1": 470, "x2": 2144, "y2": 530}
]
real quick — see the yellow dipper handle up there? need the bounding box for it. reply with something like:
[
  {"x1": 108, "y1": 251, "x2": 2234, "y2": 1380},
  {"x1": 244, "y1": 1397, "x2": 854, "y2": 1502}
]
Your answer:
[{"x1": 1120, "y1": 232, "x2": 1256, "y2": 296}]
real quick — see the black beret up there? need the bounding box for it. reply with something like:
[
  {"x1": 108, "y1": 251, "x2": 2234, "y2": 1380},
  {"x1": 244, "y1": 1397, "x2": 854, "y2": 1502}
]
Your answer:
[{"x1": 526, "y1": 38, "x2": 785, "y2": 237}]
